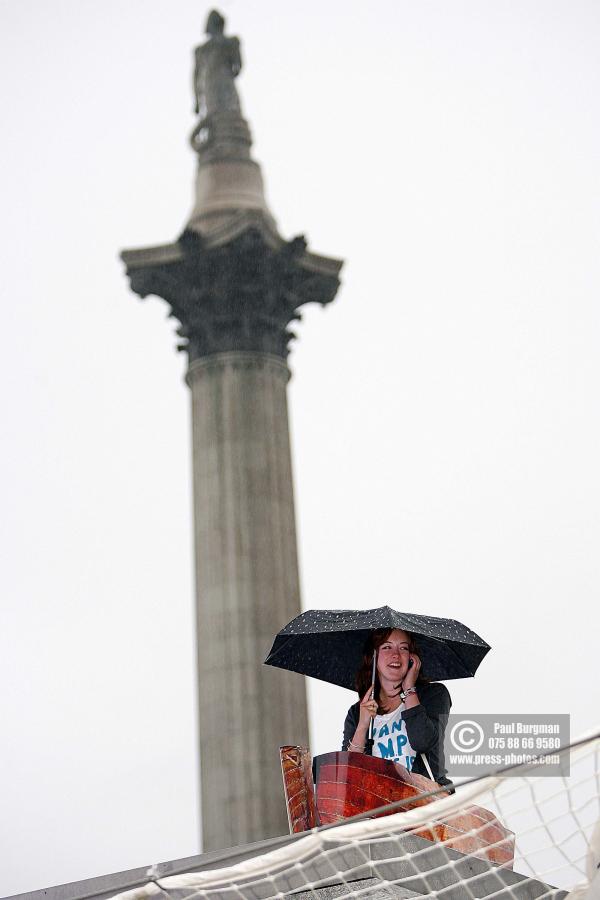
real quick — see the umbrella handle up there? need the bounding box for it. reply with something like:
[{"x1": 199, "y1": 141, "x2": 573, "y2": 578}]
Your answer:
[{"x1": 367, "y1": 650, "x2": 377, "y2": 742}]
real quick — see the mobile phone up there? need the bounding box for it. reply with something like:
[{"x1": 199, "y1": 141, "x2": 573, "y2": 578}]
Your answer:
[{"x1": 408, "y1": 658, "x2": 413, "y2": 669}]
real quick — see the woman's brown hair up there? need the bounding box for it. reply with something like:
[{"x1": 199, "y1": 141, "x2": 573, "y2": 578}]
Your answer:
[{"x1": 355, "y1": 628, "x2": 428, "y2": 712}]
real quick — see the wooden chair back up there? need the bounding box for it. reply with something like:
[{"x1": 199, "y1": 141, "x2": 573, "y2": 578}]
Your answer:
[{"x1": 280, "y1": 745, "x2": 318, "y2": 833}]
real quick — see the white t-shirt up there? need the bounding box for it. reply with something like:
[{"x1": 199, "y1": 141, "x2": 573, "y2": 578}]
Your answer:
[{"x1": 371, "y1": 703, "x2": 416, "y2": 771}]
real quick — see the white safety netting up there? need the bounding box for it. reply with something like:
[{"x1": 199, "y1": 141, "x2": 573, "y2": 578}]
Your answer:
[{"x1": 109, "y1": 731, "x2": 600, "y2": 900}]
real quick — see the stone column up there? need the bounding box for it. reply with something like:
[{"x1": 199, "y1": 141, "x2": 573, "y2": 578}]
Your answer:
[
  {"x1": 188, "y1": 352, "x2": 309, "y2": 848},
  {"x1": 121, "y1": 11, "x2": 342, "y2": 851}
]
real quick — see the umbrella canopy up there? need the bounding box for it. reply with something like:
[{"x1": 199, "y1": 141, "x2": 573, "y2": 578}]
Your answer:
[{"x1": 264, "y1": 605, "x2": 490, "y2": 691}]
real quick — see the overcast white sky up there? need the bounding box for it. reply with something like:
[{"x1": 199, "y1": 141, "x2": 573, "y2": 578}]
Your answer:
[{"x1": 1, "y1": 0, "x2": 599, "y2": 895}]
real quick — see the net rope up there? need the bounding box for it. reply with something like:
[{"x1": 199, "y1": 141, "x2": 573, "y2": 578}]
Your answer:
[{"x1": 110, "y1": 731, "x2": 600, "y2": 900}]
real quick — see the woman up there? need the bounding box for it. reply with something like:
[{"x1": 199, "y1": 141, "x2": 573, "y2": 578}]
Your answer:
[{"x1": 342, "y1": 628, "x2": 452, "y2": 786}]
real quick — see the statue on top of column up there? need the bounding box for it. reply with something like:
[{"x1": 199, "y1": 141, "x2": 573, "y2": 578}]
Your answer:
[{"x1": 193, "y1": 10, "x2": 242, "y2": 119}]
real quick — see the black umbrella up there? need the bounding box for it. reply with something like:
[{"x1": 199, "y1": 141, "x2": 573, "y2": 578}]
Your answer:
[{"x1": 264, "y1": 605, "x2": 490, "y2": 690}]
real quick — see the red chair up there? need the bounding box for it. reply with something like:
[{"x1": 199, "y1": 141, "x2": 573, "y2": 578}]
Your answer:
[{"x1": 280, "y1": 747, "x2": 514, "y2": 868}]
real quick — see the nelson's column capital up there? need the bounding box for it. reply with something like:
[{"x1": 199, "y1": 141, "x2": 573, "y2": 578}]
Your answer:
[
  {"x1": 122, "y1": 10, "x2": 341, "y2": 362},
  {"x1": 120, "y1": 10, "x2": 342, "y2": 850}
]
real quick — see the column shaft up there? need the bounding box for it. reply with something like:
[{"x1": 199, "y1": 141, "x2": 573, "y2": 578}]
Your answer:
[{"x1": 188, "y1": 351, "x2": 310, "y2": 850}]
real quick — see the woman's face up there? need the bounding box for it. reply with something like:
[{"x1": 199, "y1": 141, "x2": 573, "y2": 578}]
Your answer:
[{"x1": 376, "y1": 629, "x2": 412, "y2": 684}]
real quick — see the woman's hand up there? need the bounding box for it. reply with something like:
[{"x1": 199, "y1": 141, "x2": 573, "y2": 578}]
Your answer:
[
  {"x1": 358, "y1": 687, "x2": 378, "y2": 729},
  {"x1": 401, "y1": 653, "x2": 421, "y2": 691}
]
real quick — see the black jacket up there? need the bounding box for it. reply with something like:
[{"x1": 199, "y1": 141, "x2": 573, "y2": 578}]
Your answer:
[{"x1": 342, "y1": 682, "x2": 452, "y2": 786}]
